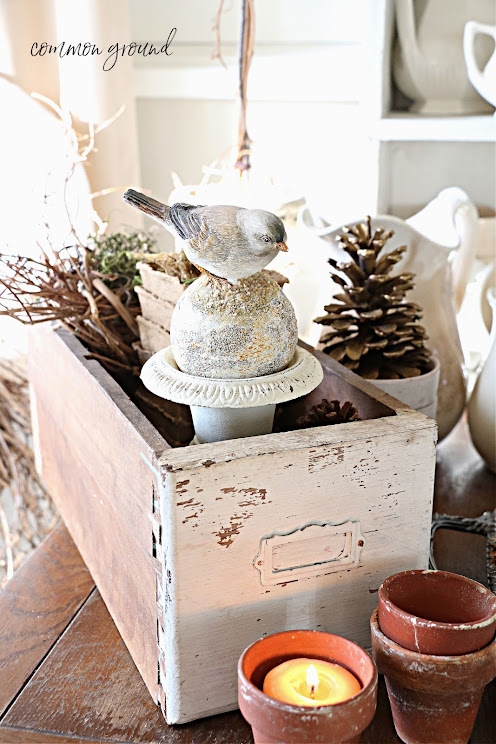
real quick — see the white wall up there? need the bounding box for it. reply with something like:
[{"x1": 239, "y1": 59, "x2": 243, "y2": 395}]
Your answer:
[
  {"x1": 129, "y1": 1, "x2": 495, "y2": 232},
  {"x1": 129, "y1": 0, "x2": 371, "y2": 245},
  {"x1": 387, "y1": 141, "x2": 496, "y2": 219},
  {"x1": 129, "y1": 0, "x2": 368, "y2": 45}
]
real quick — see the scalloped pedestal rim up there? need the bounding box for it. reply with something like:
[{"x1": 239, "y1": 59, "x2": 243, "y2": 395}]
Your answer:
[{"x1": 140, "y1": 346, "x2": 323, "y2": 408}]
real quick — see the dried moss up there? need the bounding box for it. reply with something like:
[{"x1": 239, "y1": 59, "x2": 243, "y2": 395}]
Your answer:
[
  {"x1": 136, "y1": 250, "x2": 201, "y2": 284},
  {"x1": 89, "y1": 231, "x2": 157, "y2": 289}
]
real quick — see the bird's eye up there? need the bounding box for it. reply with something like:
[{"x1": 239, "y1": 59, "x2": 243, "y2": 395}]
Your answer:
[{"x1": 262, "y1": 235, "x2": 271, "y2": 243}]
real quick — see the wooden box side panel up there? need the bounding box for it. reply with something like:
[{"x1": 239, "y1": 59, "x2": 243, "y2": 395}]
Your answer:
[
  {"x1": 29, "y1": 326, "x2": 168, "y2": 703},
  {"x1": 161, "y1": 424, "x2": 437, "y2": 723}
]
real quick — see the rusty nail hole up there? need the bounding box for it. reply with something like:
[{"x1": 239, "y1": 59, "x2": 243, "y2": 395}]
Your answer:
[
  {"x1": 257, "y1": 560, "x2": 262, "y2": 566},
  {"x1": 357, "y1": 539, "x2": 364, "y2": 547}
]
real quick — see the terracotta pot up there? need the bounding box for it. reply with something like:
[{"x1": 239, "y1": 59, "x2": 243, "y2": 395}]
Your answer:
[
  {"x1": 371, "y1": 609, "x2": 496, "y2": 744},
  {"x1": 238, "y1": 630, "x2": 377, "y2": 744},
  {"x1": 378, "y1": 569, "x2": 496, "y2": 655}
]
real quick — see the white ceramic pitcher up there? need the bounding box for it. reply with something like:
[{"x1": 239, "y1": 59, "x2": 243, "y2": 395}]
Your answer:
[
  {"x1": 468, "y1": 288, "x2": 496, "y2": 472},
  {"x1": 298, "y1": 189, "x2": 479, "y2": 441},
  {"x1": 464, "y1": 21, "x2": 496, "y2": 111},
  {"x1": 393, "y1": 0, "x2": 495, "y2": 114}
]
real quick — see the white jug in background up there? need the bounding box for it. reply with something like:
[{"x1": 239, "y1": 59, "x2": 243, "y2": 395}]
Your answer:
[
  {"x1": 464, "y1": 21, "x2": 496, "y2": 112},
  {"x1": 393, "y1": 0, "x2": 495, "y2": 115},
  {"x1": 468, "y1": 288, "x2": 496, "y2": 472}
]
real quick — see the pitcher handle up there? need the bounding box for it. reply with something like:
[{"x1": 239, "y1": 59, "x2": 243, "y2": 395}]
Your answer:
[
  {"x1": 464, "y1": 21, "x2": 496, "y2": 90},
  {"x1": 408, "y1": 187, "x2": 478, "y2": 311},
  {"x1": 439, "y1": 187, "x2": 479, "y2": 311},
  {"x1": 296, "y1": 205, "x2": 335, "y2": 238}
]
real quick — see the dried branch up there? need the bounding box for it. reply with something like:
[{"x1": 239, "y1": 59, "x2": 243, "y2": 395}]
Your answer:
[
  {"x1": 0, "y1": 243, "x2": 142, "y2": 376},
  {"x1": 0, "y1": 357, "x2": 56, "y2": 587},
  {"x1": 212, "y1": 0, "x2": 228, "y2": 68},
  {"x1": 92, "y1": 277, "x2": 139, "y2": 336}
]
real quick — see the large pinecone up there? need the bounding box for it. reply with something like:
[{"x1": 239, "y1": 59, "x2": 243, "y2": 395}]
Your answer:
[{"x1": 315, "y1": 216, "x2": 432, "y2": 379}]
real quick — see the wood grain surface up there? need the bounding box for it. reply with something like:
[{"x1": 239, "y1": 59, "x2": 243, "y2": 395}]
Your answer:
[
  {"x1": 2, "y1": 589, "x2": 252, "y2": 744},
  {"x1": 433, "y1": 413, "x2": 496, "y2": 587},
  {"x1": 0, "y1": 523, "x2": 94, "y2": 718},
  {"x1": 0, "y1": 730, "x2": 100, "y2": 743}
]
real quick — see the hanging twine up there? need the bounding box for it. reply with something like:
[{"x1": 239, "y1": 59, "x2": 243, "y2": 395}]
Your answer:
[{"x1": 235, "y1": 0, "x2": 255, "y2": 173}]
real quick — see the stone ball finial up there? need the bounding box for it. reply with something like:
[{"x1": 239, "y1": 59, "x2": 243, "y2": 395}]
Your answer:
[{"x1": 170, "y1": 272, "x2": 298, "y2": 379}]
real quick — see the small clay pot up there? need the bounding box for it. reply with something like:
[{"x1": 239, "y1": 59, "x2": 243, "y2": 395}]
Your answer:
[
  {"x1": 238, "y1": 630, "x2": 377, "y2": 744},
  {"x1": 371, "y1": 608, "x2": 496, "y2": 744},
  {"x1": 378, "y1": 569, "x2": 496, "y2": 655},
  {"x1": 370, "y1": 356, "x2": 440, "y2": 420}
]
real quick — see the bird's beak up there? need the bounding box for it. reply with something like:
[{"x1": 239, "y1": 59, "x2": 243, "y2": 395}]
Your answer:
[{"x1": 276, "y1": 241, "x2": 288, "y2": 252}]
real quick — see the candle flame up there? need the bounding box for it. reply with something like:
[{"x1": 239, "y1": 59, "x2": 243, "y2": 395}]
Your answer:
[{"x1": 306, "y1": 664, "x2": 319, "y2": 697}]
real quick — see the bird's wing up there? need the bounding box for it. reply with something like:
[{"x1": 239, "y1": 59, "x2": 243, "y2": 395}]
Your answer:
[
  {"x1": 168, "y1": 204, "x2": 243, "y2": 279},
  {"x1": 167, "y1": 203, "x2": 208, "y2": 241}
]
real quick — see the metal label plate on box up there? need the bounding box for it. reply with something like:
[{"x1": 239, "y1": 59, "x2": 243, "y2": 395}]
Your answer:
[{"x1": 254, "y1": 519, "x2": 364, "y2": 586}]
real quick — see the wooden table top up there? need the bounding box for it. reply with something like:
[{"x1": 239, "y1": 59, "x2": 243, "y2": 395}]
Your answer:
[{"x1": 0, "y1": 416, "x2": 494, "y2": 744}]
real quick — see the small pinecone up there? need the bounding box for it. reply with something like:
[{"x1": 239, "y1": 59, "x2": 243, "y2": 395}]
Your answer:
[
  {"x1": 315, "y1": 216, "x2": 432, "y2": 379},
  {"x1": 296, "y1": 399, "x2": 361, "y2": 429}
]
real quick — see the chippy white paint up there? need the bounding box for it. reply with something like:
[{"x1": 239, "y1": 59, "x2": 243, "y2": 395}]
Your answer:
[
  {"x1": 155, "y1": 412, "x2": 437, "y2": 723},
  {"x1": 141, "y1": 346, "x2": 322, "y2": 409}
]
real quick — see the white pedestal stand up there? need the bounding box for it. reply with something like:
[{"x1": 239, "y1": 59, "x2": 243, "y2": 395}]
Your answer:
[{"x1": 140, "y1": 346, "x2": 323, "y2": 444}]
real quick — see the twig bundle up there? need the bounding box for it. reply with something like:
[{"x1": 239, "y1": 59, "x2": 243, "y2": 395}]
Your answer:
[
  {"x1": 0, "y1": 357, "x2": 56, "y2": 587},
  {"x1": 0, "y1": 240, "x2": 143, "y2": 375}
]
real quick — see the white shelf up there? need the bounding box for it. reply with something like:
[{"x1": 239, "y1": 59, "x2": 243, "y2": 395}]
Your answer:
[
  {"x1": 133, "y1": 43, "x2": 363, "y2": 103},
  {"x1": 371, "y1": 113, "x2": 496, "y2": 143}
]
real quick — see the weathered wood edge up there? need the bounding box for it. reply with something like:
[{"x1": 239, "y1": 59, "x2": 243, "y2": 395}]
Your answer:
[
  {"x1": 309, "y1": 345, "x2": 425, "y2": 412},
  {"x1": 158, "y1": 347, "x2": 438, "y2": 471},
  {"x1": 38, "y1": 326, "x2": 436, "y2": 475},
  {"x1": 49, "y1": 326, "x2": 170, "y2": 456},
  {"x1": 29, "y1": 325, "x2": 169, "y2": 710},
  {"x1": 43, "y1": 327, "x2": 436, "y2": 470},
  {"x1": 157, "y1": 414, "x2": 438, "y2": 472}
]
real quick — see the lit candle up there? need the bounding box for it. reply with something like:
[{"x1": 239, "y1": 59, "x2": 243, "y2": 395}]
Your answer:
[{"x1": 263, "y1": 658, "x2": 361, "y2": 707}]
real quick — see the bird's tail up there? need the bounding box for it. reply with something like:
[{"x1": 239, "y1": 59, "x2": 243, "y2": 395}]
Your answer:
[{"x1": 123, "y1": 189, "x2": 169, "y2": 222}]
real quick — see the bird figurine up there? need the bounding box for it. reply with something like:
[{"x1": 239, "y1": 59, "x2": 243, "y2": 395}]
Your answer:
[{"x1": 123, "y1": 189, "x2": 288, "y2": 283}]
